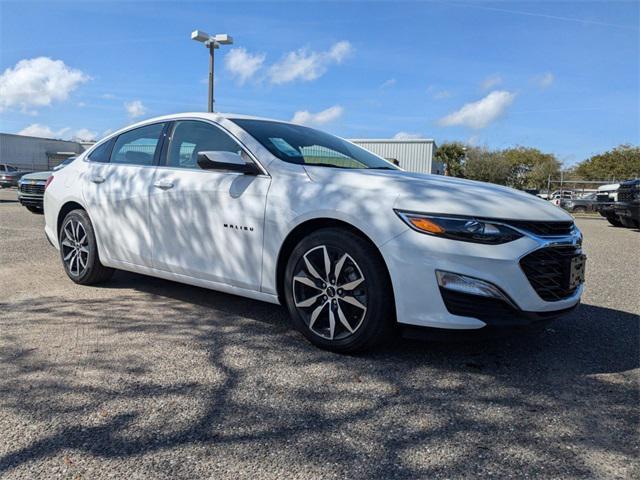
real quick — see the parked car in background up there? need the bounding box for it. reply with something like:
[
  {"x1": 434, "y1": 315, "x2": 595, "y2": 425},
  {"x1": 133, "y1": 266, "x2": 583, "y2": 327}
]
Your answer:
[
  {"x1": 18, "y1": 157, "x2": 76, "y2": 214},
  {"x1": 550, "y1": 190, "x2": 575, "y2": 207},
  {"x1": 614, "y1": 179, "x2": 640, "y2": 228},
  {"x1": 560, "y1": 192, "x2": 598, "y2": 214},
  {"x1": 0, "y1": 163, "x2": 31, "y2": 188},
  {"x1": 595, "y1": 183, "x2": 622, "y2": 227},
  {"x1": 43, "y1": 113, "x2": 585, "y2": 352}
]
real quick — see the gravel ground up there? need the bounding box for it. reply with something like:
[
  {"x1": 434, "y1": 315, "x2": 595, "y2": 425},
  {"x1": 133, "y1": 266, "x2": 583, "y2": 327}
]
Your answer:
[{"x1": 0, "y1": 189, "x2": 638, "y2": 479}]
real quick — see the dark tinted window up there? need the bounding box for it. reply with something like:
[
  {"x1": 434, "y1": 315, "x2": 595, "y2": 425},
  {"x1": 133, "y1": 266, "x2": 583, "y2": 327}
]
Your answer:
[
  {"x1": 111, "y1": 123, "x2": 165, "y2": 166},
  {"x1": 231, "y1": 119, "x2": 397, "y2": 170},
  {"x1": 6, "y1": 165, "x2": 18, "y2": 172},
  {"x1": 88, "y1": 140, "x2": 113, "y2": 163},
  {"x1": 166, "y1": 120, "x2": 241, "y2": 169}
]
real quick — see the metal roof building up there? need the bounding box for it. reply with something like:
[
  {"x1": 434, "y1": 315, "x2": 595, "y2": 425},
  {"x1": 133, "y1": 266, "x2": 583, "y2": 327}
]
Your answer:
[
  {"x1": 0, "y1": 133, "x2": 87, "y2": 171},
  {"x1": 350, "y1": 138, "x2": 442, "y2": 175}
]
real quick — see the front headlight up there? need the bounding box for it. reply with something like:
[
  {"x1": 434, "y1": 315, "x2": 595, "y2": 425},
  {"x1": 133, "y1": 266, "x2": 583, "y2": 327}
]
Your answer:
[{"x1": 395, "y1": 211, "x2": 523, "y2": 244}]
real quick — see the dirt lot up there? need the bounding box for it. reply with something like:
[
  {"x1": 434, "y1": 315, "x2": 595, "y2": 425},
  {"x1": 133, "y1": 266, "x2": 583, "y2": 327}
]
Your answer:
[{"x1": 1, "y1": 189, "x2": 638, "y2": 479}]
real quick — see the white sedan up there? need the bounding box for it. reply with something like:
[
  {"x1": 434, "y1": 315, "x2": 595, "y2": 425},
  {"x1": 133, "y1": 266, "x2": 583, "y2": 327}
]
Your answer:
[{"x1": 44, "y1": 113, "x2": 585, "y2": 352}]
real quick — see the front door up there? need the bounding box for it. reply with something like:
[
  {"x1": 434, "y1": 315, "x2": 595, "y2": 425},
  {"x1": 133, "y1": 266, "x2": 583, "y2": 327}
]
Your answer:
[
  {"x1": 149, "y1": 120, "x2": 270, "y2": 290},
  {"x1": 83, "y1": 122, "x2": 167, "y2": 267}
]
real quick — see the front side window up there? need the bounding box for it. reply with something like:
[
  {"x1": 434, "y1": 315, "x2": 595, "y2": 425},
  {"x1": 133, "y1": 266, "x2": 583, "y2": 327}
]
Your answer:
[
  {"x1": 6, "y1": 165, "x2": 17, "y2": 172},
  {"x1": 110, "y1": 123, "x2": 166, "y2": 166},
  {"x1": 231, "y1": 119, "x2": 397, "y2": 170},
  {"x1": 166, "y1": 120, "x2": 242, "y2": 169}
]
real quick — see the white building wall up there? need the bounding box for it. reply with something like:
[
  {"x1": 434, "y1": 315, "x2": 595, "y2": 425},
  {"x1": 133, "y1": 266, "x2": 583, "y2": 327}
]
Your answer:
[{"x1": 349, "y1": 139, "x2": 440, "y2": 174}]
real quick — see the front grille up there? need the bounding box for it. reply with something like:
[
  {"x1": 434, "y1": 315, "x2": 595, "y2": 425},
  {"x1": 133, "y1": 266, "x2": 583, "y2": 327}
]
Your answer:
[
  {"x1": 520, "y1": 246, "x2": 582, "y2": 301},
  {"x1": 19, "y1": 183, "x2": 44, "y2": 195},
  {"x1": 618, "y1": 189, "x2": 634, "y2": 202},
  {"x1": 504, "y1": 220, "x2": 574, "y2": 237}
]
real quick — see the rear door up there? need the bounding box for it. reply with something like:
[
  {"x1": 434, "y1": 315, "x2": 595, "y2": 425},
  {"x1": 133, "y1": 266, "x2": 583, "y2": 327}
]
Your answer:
[
  {"x1": 83, "y1": 122, "x2": 167, "y2": 267},
  {"x1": 149, "y1": 119, "x2": 270, "y2": 290}
]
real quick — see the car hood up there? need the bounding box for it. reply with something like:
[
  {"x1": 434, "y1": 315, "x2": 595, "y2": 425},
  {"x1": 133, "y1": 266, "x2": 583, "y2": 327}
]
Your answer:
[
  {"x1": 304, "y1": 167, "x2": 573, "y2": 222},
  {"x1": 20, "y1": 171, "x2": 52, "y2": 181}
]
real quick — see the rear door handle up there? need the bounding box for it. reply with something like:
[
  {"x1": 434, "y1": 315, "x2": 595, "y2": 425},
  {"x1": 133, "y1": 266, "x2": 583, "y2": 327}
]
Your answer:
[
  {"x1": 89, "y1": 175, "x2": 105, "y2": 184},
  {"x1": 153, "y1": 180, "x2": 174, "y2": 190}
]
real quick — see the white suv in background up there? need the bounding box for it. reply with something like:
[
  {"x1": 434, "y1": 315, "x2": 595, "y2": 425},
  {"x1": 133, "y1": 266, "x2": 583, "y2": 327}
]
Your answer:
[{"x1": 44, "y1": 113, "x2": 585, "y2": 352}]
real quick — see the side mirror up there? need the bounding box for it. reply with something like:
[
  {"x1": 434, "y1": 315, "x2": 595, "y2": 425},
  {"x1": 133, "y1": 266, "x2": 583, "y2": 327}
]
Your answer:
[{"x1": 196, "y1": 151, "x2": 260, "y2": 175}]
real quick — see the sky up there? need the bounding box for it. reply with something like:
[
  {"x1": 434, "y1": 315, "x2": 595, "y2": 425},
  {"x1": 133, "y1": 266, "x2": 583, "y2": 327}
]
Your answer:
[{"x1": 0, "y1": 0, "x2": 638, "y2": 165}]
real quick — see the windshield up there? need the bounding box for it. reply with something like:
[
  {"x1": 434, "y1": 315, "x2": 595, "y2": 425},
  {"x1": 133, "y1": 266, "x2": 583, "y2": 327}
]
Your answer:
[{"x1": 231, "y1": 119, "x2": 397, "y2": 170}]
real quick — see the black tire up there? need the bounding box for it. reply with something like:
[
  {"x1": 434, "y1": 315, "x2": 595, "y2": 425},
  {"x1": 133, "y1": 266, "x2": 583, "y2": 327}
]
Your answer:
[
  {"x1": 59, "y1": 209, "x2": 114, "y2": 285},
  {"x1": 606, "y1": 215, "x2": 623, "y2": 227},
  {"x1": 283, "y1": 228, "x2": 394, "y2": 353},
  {"x1": 26, "y1": 205, "x2": 43, "y2": 214},
  {"x1": 619, "y1": 216, "x2": 639, "y2": 229}
]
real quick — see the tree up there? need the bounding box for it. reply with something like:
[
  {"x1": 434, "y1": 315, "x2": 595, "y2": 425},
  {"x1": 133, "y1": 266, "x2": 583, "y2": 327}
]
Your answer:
[
  {"x1": 434, "y1": 142, "x2": 466, "y2": 177},
  {"x1": 463, "y1": 146, "x2": 560, "y2": 189},
  {"x1": 574, "y1": 145, "x2": 640, "y2": 181},
  {"x1": 500, "y1": 147, "x2": 561, "y2": 190},
  {"x1": 463, "y1": 147, "x2": 512, "y2": 185}
]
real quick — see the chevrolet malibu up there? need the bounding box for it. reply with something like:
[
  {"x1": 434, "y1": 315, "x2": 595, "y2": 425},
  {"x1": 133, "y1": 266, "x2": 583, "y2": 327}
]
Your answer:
[{"x1": 44, "y1": 113, "x2": 585, "y2": 352}]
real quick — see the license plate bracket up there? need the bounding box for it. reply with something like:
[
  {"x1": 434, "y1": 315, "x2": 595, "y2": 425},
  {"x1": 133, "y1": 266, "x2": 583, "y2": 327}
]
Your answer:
[{"x1": 569, "y1": 254, "x2": 586, "y2": 289}]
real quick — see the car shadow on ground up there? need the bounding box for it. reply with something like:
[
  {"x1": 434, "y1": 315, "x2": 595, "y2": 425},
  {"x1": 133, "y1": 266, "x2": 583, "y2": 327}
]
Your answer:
[{"x1": 1, "y1": 270, "x2": 638, "y2": 478}]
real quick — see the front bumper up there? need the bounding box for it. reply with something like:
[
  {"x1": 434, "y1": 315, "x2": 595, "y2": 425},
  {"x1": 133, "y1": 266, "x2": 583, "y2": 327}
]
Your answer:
[
  {"x1": 615, "y1": 202, "x2": 640, "y2": 222},
  {"x1": 380, "y1": 227, "x2": 583, "y2": 330},
  {"x1": 18, "y1": 194, "x2": 43, "y2": 208}
]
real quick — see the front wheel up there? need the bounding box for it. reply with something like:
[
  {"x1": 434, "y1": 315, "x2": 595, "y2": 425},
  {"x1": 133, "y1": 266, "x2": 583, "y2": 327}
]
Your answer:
[
  {"x1": 283, "y1": 228, "x2": 394, "y2": 353},
  {"x1": 59, "y1": 209, "x2": 114, "y2": 285},
  {"x1": 606, "y1": 214, "x2": 623, "y2": 227}
]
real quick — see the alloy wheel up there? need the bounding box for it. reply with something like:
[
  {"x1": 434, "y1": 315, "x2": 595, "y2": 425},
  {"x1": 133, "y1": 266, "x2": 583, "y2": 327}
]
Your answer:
[
  {"x1": 292, "y1": 245, "x2": 368, "y2": 340},
  {"x1": 61, "y1": 219, "x2": 90, "y2": 277}
]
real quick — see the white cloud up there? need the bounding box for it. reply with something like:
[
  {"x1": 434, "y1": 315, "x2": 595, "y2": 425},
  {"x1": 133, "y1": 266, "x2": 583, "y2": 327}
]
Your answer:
[
  {"x1": 393, "y1": 132, "x2": 423, "y2": 140},
  {"x1": 125, "y1": 100, "x2": 146, "y2": 118},
  {"x1": 17, "y1": 124, "x2": 95, "y2": 141},
  {"x1": 0, "y1": 57, "x2": 89, "y2": 112},
  {"x1": 268, "y1": 41, "x2": 353, "y2": 84},
  {"x1": 380, "y1": 78, "x2": 397, "y2": 88},
  {"x1": 18, "y1": 124, "x2": 64, "y2": 138},
  {"x1": 291, "y1": 105, "x2": 343, "y2": 126},
  {"x1": 224, "y1": 47, "x2": 266, "y2": 84},
  {"x1": 467, "y1": 134, "x2": 480, "y2": 146},
  {"x1": 439, "y1": 90, "x2": 516, "y2": 129},
  {"x1": 481, "y1": 74, "x2": 503, "y2": 90},
  {"x1": 72, "y1": 128, "x2": 97, "y2": 141},
  {"x1": 534, "y1": 72, "x2": 555, "y2": 88},
  {"x1": 101, "y1": 93, "x2": 116, "y2": 99}
]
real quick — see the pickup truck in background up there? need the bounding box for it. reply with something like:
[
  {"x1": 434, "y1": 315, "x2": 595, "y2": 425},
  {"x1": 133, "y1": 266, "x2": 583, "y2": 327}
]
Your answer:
[
  {"x1": 595, "y1": 183, "x2": 622, "y2": 226},
  {"x1": 614, "y1": 179, "x2": 640, "y2": 228}
]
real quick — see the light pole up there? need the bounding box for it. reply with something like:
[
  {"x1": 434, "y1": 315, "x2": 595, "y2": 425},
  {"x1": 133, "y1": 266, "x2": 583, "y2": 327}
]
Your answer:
[{"x1": 191, "y1": 30, "x2": 233, "y2": 112}]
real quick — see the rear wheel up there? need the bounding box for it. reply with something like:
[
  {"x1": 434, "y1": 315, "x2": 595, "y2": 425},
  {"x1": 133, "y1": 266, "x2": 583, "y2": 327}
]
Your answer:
[
  {"x1": 283, "y1": 228, "x2": 394, "y2": 353},
  {"x1": 59, "y1": 209, "x2": 114, "y2": 285}
]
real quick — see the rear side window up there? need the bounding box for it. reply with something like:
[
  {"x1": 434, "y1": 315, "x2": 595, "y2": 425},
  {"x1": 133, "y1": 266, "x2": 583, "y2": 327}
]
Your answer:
[
  {"x1": 88, "y1": 140, "x2": 113, "y2": 163},
  {"x1": 111, "y1": 123, "x2": 166, "y2": 166},
  {"x1": 165, "y1": 120, "x2": 241, "y2": 169}
]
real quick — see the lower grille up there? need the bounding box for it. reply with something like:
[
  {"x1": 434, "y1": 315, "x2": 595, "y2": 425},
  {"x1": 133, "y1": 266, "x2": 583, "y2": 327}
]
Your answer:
[
  {"x1": 520, "y1": 246, "x2": 582, "y2": 301},
  {"x1": 19, "y1": 183, "x2": 44, "y2": 195}
]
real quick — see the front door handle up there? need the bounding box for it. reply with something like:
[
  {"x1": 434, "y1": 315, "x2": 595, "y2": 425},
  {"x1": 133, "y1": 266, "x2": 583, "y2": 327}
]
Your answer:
[
  {"x1": 89, "y1": 175, "x2": 105, "y2": 184},
  {"x1": 153, "y1": 180, "x2": 174, "y2": 190}
]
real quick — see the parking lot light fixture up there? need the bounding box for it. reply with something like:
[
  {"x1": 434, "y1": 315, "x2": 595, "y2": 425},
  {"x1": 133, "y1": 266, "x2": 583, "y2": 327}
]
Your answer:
[{"x1": 191, "y1": 29, "x2": 233, "y2": 113}]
